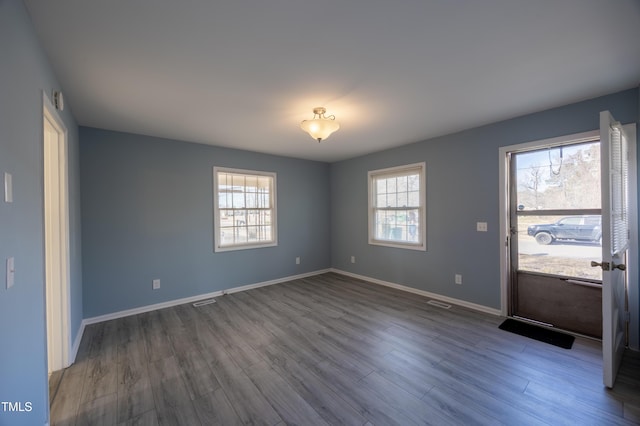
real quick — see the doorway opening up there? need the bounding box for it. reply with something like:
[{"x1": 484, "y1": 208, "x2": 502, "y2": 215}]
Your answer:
[
  {"x1": 509, "y1": 137, "x2": 603, "y2": 338},
  {"x1": 43, "y1": 93, "x2": 71, "y2": 375}
]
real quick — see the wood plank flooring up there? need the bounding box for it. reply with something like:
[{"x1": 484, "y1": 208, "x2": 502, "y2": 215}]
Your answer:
[{"x1": 50, "y1": 273, "x2": 640, "y2": 425}]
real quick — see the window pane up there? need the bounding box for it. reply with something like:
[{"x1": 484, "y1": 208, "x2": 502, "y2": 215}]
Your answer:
[
  {"x1": 245, "y1": 175, "x2": 257, "y2": 189},
  {"x1": 387, "y1": 193, "x2": 397, "y2": 208},
  {"x1": 245, "y1": 192, "x2": 257, "y2": 208},
  {"x1": 233, "y1": 191, "x2": 244, "y2": 208},
  {"x1": 408, "y1": 191, "x2": 419, "y2": 207},
  {"x1": 387, "y1": 178, "x2": 397, "y2": 194},
  {"x1": 259, "y1": 192, "x2": 269, "y2": 208},
  {"x1": 397, "y1": 191, "x2": 408, "y2": 207},
  {"x1": 517, "y1": 214, "x2": 602, "y2": 280},
  {"x1": 235, "y1": 226, "x2": 248, "y2": 244},
  {"x1": 224, "y1": 210, "x2": 234, "y2": 225},
  {"x1": 374, "y1": 210, "x2": 389, "y2": 240},
  {"x1": 220, "y1": 226, "x2": 232, "y2": 245},
  {"x1": 219, "y1": 210, "x2": 229, "y2": 227},
  {"x1": 218, "y1": 189, "x2": 228, "y2": 209},
  {"x1": 257, "y1": 176, "x2": 270, "y2": 190},
  {"x1": 397, "y1": 176, "x2": 408, "y2": 192},
  {"x1": 407, "y1": 209, "x2": 419, "y2": 242},
  {"x1": 231, "y1": 174, "x2": 245, "y2": 187},
  {"x1": 408, "y1": 174, "x2": 419, "y2": 191},
  {"x1": 515, "y1": 142, "x2": 601, "y2": 211},
  {"x1": 247, "y1": 226, "x2": 259, "y2": 242},
  {"x1": 246, "y1": 210, "x2": 255, "y2": 225}
]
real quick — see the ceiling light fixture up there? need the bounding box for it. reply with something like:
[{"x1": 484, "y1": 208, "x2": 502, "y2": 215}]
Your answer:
[{"x1": 300, "y1": 107, "x2": 340, "y2": 143}]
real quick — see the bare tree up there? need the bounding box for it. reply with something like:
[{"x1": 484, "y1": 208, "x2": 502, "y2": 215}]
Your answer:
[
  {"x1": 518, "y1": 164, "x2": 545, "y2": 209},
  {"x1": 545, "y1": 144, "x2": 600, "y2": 209}
]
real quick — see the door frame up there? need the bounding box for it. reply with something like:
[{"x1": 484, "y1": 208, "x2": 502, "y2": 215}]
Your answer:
[
  {"x1": 42, "y1": 92, "x2": 72, "y2": 372},
  {"x1": 498, "y1": 128, "x2": 639, "y2": 350}
]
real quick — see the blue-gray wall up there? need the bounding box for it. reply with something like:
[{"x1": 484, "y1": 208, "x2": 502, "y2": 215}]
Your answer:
[
  {"x1": 80, "y1": 128, "x2": 331, "y2": 318},
  {"x1": 331, "y1": 88, "x2": 639, "y2": 310},
  {"x1": 0, "y1": 1, "x2": 83, "y2": 425}
]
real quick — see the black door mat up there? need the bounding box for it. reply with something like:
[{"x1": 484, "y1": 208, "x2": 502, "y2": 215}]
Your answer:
[{"x1": 499, "y1": 319, "x2": 575, "y2": 349}]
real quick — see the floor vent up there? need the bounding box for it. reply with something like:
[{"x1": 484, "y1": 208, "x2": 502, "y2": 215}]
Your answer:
[
  {"x1": 192, "y1": 298, "x2": 216, "y2": 307},
  {"x1": 427, "y1": 300, "x2": 451, "y2": 309}
]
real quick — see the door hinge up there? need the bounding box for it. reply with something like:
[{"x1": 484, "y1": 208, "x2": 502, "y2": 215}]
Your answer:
[{"x1": 625, "y1": 311, "x2": 631, "y2": 324}]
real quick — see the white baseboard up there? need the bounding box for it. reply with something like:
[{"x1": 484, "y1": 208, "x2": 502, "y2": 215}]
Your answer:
[
  {"x1": 81, "y1": 269, "x2": 331, "y2": 328},
  {"x1": 331, "y1": 269, "x2": 502, "y2": 316}
]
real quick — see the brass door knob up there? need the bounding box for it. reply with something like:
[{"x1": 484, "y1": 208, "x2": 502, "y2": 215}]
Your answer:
[
  {"x1": 612, "y1": 262, "x2": 626, "y2": 271},
  {"x1": 591, "y1": 261, "x2": 611, "y2": 271}
]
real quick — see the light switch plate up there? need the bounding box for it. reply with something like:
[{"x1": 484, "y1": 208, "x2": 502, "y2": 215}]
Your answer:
[
  {"x1": 152, "y1": 279, "x2": 160, "y2": 290},
  {"x1": 4, "y1": 172, "x2": 13, "y2": 203}
]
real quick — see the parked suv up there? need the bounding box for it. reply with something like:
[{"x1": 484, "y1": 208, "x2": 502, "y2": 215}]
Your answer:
[{"x1": 527, "y1": 215, "x2": 602, "y2": 245}]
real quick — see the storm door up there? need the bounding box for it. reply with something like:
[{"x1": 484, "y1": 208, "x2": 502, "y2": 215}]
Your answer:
[
  {"x1": 508, "y1": 137, "x2": 603, "y2": 337},
  {"x1": 599, "y1": 111, "x2": 632, "y2": 387}
]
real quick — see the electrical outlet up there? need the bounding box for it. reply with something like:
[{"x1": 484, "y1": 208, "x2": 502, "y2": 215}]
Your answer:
[
  {"x1": 455, "y1": 274, "x2": 462, "y2": 285},
  {"x1": 295, "y1": 256, "x2": 301, "y2": 265},
  {"x1": 477, "y1": 222, "x2": 488, "y2": 232},
  {"x1": 152, "y1": 279, "x2": 160, "y2": 290},
  {"x1": 351, "y1": 256, "x2": 356, "y2": 264}
]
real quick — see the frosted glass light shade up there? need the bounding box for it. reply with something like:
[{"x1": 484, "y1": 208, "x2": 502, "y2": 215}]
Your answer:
[{"x1": 300, "y1": 107, "x2": 340, "y2": 142}]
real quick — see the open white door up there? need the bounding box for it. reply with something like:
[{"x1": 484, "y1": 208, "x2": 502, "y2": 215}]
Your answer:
[{"x1": 599, "y1": 111, "x2": 630, "y2": 388}]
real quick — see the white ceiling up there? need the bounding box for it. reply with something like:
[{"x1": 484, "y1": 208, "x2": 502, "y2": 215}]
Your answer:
[{"x1": 25, "y1": 0, "x2": 640, "y2": 162}]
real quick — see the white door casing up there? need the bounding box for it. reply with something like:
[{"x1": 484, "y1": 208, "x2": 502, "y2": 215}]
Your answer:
[{"x1": 43, "y1": 92, "x2": 71, "y2": 373}]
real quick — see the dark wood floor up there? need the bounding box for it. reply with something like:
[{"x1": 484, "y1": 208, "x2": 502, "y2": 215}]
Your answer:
[{"x1": 49, "y1": 273, "x2": 640, "y2": 425}]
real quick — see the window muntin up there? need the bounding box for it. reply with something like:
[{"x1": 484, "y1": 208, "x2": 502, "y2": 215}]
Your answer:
[
  {"x1": 214, "y1": 167, "x2": 277, "y2": 252},
  {"x1": 368, "y1": 162, "x2": 426, "y2": 250}
]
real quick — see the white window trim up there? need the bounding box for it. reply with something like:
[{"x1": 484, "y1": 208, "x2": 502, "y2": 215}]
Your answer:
[
  {"x1": 368, "y1": 162, "x2": 427, "y2": 251},
  {"x1": 213, "y1": 166, "x2": 277, "y2": 252}
]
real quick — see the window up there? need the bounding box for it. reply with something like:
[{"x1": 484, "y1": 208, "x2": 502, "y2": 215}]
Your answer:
[
  {"x1": 368, "y1": 162, "x2": 426, "y2": 250},
  {"x1": 214, "y1": 167, "x2": 277, "y2": 252}
]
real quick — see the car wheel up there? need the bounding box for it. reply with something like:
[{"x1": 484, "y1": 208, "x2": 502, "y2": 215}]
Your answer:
[{"x1": 535, "y1": 232, "x2": 553, "y2": 245}]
